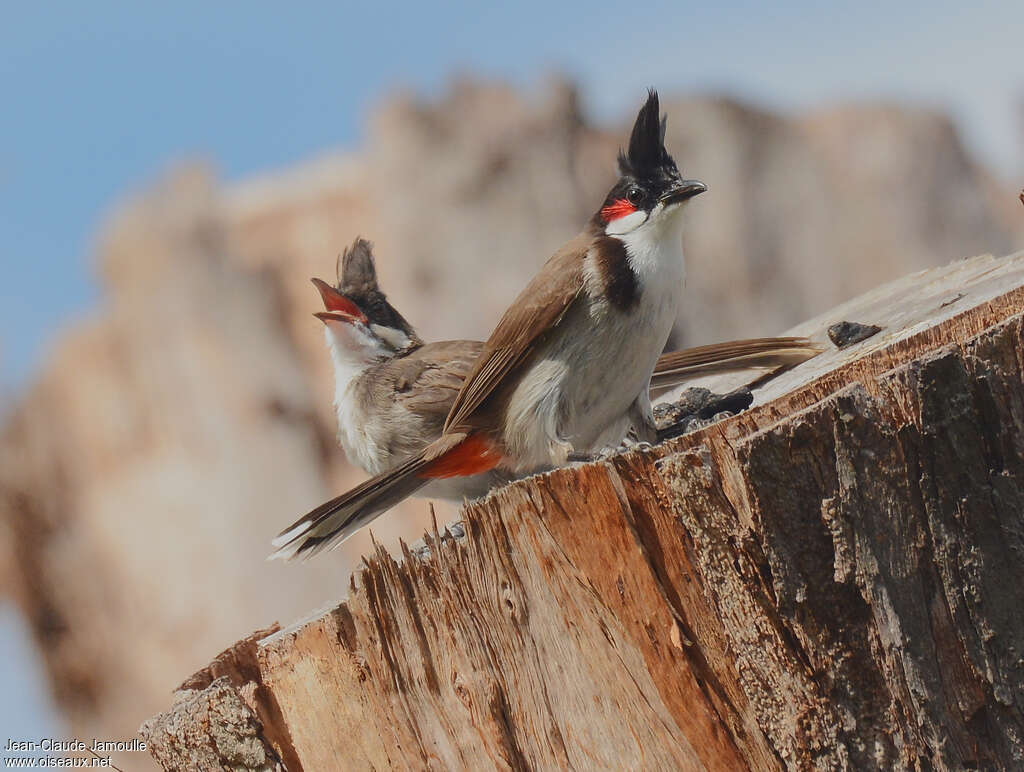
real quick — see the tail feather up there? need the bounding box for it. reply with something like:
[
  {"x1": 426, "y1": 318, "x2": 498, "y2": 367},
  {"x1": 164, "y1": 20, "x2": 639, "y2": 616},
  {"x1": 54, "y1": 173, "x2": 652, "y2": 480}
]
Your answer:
[
  {"x1": 650, "y1": 336, "x2": 821, "y2": 397},
  {"x1": 270, "y1": 455, "x2": 432, "y2": 561},
  {"x1": 269, "y1": 433, "x2": 491, "y2": 561}
]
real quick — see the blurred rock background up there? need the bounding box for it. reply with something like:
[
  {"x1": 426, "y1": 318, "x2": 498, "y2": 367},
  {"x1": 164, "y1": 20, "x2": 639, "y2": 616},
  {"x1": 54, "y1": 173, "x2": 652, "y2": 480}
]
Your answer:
[{"x1": 1, "y1": 78, "x2": 1022, "y2": 752}]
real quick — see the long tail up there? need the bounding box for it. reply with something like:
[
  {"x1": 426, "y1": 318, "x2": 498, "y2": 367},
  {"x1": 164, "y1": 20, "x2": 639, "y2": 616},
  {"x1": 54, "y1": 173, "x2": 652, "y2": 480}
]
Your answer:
[
  {"x1": 650, "y1": 336, "x2": 821, "y2": 398},
  {"x1": 269, "y1": 434, "x2": 501, "y2": 561}
]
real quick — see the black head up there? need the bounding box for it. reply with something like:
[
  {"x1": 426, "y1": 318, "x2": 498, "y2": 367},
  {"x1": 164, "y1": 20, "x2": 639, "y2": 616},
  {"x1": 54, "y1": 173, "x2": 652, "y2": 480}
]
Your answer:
[
  {"x1": 596, "y1": 90, "x2": 706, "y2": 230},
  {"x1": 339, "y1": 238, "x2": 419, "y2": 341}
]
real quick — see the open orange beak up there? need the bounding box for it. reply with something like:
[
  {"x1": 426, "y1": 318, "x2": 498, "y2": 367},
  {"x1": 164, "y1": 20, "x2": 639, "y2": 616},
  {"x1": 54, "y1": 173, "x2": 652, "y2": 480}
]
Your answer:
[{"x1": 311, "y1": 278, "x2": 369, "y2": 325}]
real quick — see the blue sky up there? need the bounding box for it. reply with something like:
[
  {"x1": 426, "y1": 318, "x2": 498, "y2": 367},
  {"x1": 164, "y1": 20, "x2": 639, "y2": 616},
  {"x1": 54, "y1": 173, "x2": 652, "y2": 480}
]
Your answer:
[{"x1": 1, "y1": 0, "x2": 1021, "y2": 393}]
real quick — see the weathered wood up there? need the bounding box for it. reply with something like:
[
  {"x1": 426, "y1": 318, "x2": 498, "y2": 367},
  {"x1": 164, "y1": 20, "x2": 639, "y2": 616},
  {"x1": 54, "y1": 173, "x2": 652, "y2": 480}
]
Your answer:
[
  {"x1": 143, "y1": 251, "x2": 1024, "y2": 770},
  {"x1": 141, "y1": 625, "x2": 300, "y2": 772}
]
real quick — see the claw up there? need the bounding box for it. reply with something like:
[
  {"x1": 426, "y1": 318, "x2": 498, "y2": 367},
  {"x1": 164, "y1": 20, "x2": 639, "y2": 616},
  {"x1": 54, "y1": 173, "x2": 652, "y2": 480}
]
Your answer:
[
  {"x1": 569, "y1": 445, "x2": 620, "y2": 463},
  {"x1": 569, "y1": 438, "x2": 657, "y2": 465},
  {"x1": 567, "y1": 451, "x2": 597, "y2": 463}
]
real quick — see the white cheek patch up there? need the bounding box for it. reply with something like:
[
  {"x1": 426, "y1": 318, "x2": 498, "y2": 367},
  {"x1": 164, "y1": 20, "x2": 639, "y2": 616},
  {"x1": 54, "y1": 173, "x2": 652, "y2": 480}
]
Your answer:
[
  {"x1": 604, "y1": 209, "x2": 648, "y2": 236},
  {"x1": 324, "y1": 321, "x2": 387, "y2": 364},
  {"x1": 370, "y1": 323, "x2": 411, "y2": 352}
]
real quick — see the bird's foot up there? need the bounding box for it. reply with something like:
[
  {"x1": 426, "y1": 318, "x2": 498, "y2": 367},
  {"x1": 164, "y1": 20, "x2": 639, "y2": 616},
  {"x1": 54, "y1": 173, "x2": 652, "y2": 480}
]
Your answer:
[
  {"x1": 620, "y1": 438, "x2": 654, "y2": 452},
  {"x1": 568, "y1": 438, "x2": 655, "y2": 465},
  {"x1": 568, "y1": 445, "x2": 620, "y2": 464}
]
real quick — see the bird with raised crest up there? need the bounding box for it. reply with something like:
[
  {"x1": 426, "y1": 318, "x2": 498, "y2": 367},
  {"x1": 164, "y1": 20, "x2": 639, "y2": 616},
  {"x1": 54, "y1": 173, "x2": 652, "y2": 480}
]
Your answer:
[
  {"x1": 274, "y1": 90, "x2": 816, "y2": 559},
  {"x1": 312, "y1": 237, "x2": 816, "y2": 496}
]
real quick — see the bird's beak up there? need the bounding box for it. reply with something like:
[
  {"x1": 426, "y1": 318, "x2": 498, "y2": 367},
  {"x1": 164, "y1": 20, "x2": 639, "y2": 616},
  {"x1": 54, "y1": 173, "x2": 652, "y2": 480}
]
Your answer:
[
  {"x1": 659, "y1": 179, "x2": 707, "y2": 206},
  {"x1": 311, "y1": 277, "x2": 368, "y2": 324},
  {"x1": 313, "y1": 311, "x2": 357, "y2": 324}
]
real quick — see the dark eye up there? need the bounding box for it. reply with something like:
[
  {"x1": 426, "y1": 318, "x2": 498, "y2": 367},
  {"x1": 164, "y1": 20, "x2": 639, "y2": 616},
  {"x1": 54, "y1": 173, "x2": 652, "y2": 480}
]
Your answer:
[{"x1": 626, "y1": 186, "x2": 645, "y2": 206}]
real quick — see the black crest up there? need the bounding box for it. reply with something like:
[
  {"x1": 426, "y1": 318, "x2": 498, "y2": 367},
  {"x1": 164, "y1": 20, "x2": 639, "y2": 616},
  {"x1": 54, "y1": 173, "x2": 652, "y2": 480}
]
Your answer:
[
  {"x1": 617, "y1": 89, "x2": 676, "y2": 178},
  {"x1": 337, "y1": 238, "x2": 421, "y2": 344}
]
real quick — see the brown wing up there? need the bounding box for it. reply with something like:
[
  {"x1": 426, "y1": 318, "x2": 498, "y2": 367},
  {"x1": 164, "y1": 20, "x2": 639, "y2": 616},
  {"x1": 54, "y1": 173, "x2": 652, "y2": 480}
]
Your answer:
[
  {"x1": 395, "y1": 340, "x2": 485, "y2": 419},
  {"x1": 343, "y1": 340, "x2": 483, "y2": 466},
  {"x1": 443, "y1": 232, "x2": 589, "y2": 433},
  {"x1": 650, "y1": 337, "x2": 822, "y2": 397}
]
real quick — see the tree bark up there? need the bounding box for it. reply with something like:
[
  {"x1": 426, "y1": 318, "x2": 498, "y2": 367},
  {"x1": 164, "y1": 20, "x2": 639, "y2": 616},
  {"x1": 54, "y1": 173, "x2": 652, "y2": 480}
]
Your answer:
[{"x1": 142, "y1": 251, "x2": 1024, "y2": 771}]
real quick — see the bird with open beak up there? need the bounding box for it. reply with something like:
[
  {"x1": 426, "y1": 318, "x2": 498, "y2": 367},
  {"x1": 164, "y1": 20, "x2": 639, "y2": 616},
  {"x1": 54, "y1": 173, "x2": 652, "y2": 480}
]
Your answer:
[{"x1": 275, "y1": 90, "x2": 812, "y2": 559}]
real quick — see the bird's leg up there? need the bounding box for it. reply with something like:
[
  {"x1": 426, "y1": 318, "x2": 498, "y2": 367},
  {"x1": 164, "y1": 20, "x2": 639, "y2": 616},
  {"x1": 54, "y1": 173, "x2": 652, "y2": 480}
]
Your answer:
[
  {"x1": 548, "y1": 438, "x2": 575, "y2": 466},
  {"x1": 569, "y1": 394, "x2": 658, "y2": 462},
  {"x1": 620, "y1": 393, "x2": 657, "y2": 451}
]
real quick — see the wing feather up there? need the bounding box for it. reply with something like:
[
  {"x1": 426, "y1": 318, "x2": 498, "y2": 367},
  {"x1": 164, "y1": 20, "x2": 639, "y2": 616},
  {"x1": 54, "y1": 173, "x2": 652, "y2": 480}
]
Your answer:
[
  {"x1": 443, "y1": 234, "x2": 588, "y2": 432},
  {"x1": 650, "y1": 337, "x2": 821, "y2": 396},
  {"x1": 397, "y1": 340, "x2": 483, "y2": 417}
]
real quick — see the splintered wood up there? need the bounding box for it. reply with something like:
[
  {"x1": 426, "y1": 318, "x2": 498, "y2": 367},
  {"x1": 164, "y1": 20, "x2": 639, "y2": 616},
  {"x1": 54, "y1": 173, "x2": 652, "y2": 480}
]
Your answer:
[{"x1": 142, "y1": 252, "x2": 1024, "y2": 771}]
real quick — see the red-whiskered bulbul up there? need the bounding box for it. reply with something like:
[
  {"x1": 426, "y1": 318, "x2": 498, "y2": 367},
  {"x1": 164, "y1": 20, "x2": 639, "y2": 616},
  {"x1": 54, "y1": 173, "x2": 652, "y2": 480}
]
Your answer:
[
  {"x1": 274, "y1": 90, "x2": 811, "y2": 559},
  {"x1": 314, "y1": 237, "x2": 816, "y2": 495},
  {"x1": 312, "y1": 238, "x2": 511, "y2": 501}
]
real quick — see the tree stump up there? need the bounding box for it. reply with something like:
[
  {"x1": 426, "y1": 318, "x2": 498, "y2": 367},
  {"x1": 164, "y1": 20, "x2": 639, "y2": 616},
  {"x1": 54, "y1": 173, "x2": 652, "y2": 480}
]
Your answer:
[{"x1": 142, "y1": 251, "x2": 1024, "y2": 771}]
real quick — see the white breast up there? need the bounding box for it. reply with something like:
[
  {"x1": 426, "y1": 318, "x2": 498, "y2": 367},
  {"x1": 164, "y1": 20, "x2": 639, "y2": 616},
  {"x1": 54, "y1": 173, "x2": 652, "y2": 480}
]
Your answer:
[
  {"x1": 324, "y1": 327, "x2": 388, "y2": 475},
  {"x1": 331, "y1": 368, "x2": 385, "y2": 476},
  {"x1": 503, "y1": 219, "x2": 686, "y2": 469}
]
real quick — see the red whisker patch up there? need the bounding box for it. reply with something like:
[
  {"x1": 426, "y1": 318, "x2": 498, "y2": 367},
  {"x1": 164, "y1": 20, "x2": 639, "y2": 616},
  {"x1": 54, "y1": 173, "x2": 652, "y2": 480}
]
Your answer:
[
  {"x1": 421, "y1": 435, "x2": 503, "y2": 478},
  {"x1": 600, "y1": 198, "x2": 637, "y2": 222}
]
